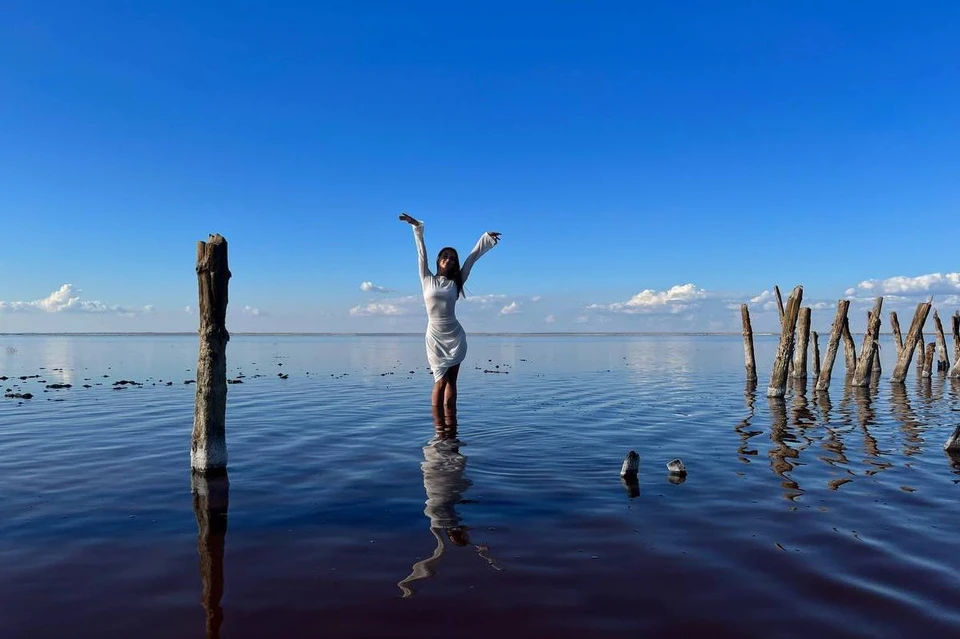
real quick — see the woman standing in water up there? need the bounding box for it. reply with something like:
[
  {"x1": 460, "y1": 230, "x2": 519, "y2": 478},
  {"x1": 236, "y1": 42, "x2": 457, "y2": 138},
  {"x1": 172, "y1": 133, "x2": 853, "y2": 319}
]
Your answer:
[{"x1": 399, "y1": 213, "x2": 501, "y2": 409}]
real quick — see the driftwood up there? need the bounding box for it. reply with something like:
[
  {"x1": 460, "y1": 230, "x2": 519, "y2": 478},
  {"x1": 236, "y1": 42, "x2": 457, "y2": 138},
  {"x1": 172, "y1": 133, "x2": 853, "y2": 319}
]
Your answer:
[
  {"x1": 922, "y1": 342, "x2": 935, "y2": 378},
  {"x1": 741, "y1": 304, "x2": 757, "y2": 382},
  {"x1": 812, "y1": 331, "x2": 821, "y2": 379},
  {"x1": 852, "y1": 298, "x2": 883, "y2": 386},
  {"x1": 816, "y1": 299, "x2": 849, "y2": 392},
  {"x1": 192, "y1": 234, "x2": 231, "y2": 473},
  {"x1": 767, "y1": 285, "x2": 803, "y2": 398},
  {"x1": 774, "y1": 285, "x2": 785, "y2": 319},
  {"x1": 934, "y1": 310, "x2": 950, "y2": 372},
  {"x1": 916, "y1": 329, "x2": 925, "y2": 376},
  {"x1": 945, "y1": 425, "x2": 960, "y2": 452},
  {"x1": 891, "y1": 301, "x2": 931, "y2": 383},
  {"x1": 792, "y1": 307, "x2": 811, "y2": 378},
  {"x1": 890, "y1": 311, "x2": 904, "y2": 354},
  {"x1": 841, "y1": 316, "x2": 857, "y2": 374},
  {"x1": 869, "y1": 312, "x2": 882, "y2": 377},
  {"x1": 192, "y1": 472, "x2": 228, "y2": 639}
]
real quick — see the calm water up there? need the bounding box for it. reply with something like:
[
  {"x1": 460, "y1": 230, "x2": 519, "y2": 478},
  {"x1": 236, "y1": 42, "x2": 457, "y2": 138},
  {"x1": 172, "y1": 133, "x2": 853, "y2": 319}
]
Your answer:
[{"x1": 1, "y1": 334, "x2": 959, "y2": 638}]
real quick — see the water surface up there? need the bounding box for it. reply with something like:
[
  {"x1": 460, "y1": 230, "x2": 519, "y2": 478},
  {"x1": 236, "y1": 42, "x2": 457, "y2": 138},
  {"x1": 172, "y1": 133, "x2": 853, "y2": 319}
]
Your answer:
[{"x1": 1, "y1": 334, "x2": 959, "y2": 638}]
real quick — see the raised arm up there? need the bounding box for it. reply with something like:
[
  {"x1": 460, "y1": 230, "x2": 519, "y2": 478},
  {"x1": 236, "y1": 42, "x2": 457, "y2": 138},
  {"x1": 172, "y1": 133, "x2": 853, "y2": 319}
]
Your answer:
[
  {"x1": 460, "y1": 231, "x2": 500, "y2": 283},
  {"x1": 400, "y1": 213, "x2": 433, "y2": 281}
]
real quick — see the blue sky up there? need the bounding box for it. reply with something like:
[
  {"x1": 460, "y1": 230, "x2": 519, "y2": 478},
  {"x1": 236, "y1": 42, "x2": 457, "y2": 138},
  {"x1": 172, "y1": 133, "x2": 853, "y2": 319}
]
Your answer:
[{"x1": 1, "y1": 1, "x2": 959, "y2": 333}]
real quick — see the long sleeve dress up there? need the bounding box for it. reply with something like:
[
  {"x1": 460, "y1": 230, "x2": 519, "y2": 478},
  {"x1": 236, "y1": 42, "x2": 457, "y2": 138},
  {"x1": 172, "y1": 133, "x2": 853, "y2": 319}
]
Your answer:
[{"x1": 412, "y1": 221, "x2": 498, "y2": 382}]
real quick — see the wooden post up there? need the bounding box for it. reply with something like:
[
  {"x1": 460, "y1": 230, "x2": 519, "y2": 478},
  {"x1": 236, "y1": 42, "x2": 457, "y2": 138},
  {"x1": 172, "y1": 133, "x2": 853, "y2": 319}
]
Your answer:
[
  {"x1": 767, "y1": 285, "x2": 803, "y2": 398},
  {"x1": 889, "y1": 311, "x2": 904, "y2": 354},
  {"x1": 774, "y1": 285, "x2": 785, "y2": 319},
  {"x1": 868, "y1": 312, "x2": 882, "y2": 377},
  {"x1": 922, "y1": 342, "x2": 935, "y2": 378},
  {"x1": 916, "y1": 330, "x2": 925, "y2": 376},
  {"x1": 852, "y1": 297, "x2": 883, "y2": 386},
  {"x1": 891, "y1": 301, "x2": 931, "y2": 383},
  {"x1": 792, "y1": 307, "x2": 811, "y2": 378},
  {"x1": 192, "y1": 234, "x2": 231, "y2": 473},
  {"x1": 816, "y1": 299, "x2": 849, "y2": 392},
  {"x1": 950, "y1": 312, "x2": 960, "y2": 378},
  {"x1": 953, "y1": 312, "x2": 960, "y2": 361},
  {"x1": 933, "y1": 310, "x2": 950, "y2": 372},
  {"x1": 741, "y1": 304, "x2": 757, "y2": 383},
  {"x1": 812, "y1": 331, "x2": 821, "y2": 379},
  {"x1": 841, "y1": 316, "x2": 857, "y2": 374},
  {"x1": 192, "y1": 472, "x2": 228, "y2": 639}
]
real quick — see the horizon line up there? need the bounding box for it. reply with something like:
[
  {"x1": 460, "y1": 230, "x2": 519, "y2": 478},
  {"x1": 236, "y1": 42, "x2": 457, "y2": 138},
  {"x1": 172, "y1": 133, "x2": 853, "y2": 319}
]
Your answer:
[{"x1": 2, "y1": 330, "x2": 799, "y2": 337}]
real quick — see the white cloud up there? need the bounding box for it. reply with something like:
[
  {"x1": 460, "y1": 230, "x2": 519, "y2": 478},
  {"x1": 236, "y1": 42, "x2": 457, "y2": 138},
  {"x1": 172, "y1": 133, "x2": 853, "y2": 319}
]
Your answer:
[
  {"x1": 531, "y1": 295, "x2": 542, "y2": 302},
  {"x1": 0, "y1": 284, "x2": 129, "y2": 314},
  {"x1": 589, "y1": 283, "x2": 707, "y2": 314},
  {"x1": 544, "y1": 314, "x2": 556, "y2": 323},
  {"x1": 360, "y1": 281, "x2": 393, "y2": 294},
  {"x1": 144, "y1": 305, "x2": 155, "y2": 313},
  {"x1": 185, "y1": 306, "x2": 193, "y2": 314},
  {"x1": 853, "y1": 272, "x2": 960, "y2": 295},
  {"x1": 243, "y1": 305, "x2": 263, "y2": 316},
  {"x1": 349, "y1": 302, "x2": 404, "y2": 316},
  {"x1": 500, "y1": 301, "x2": 520, "y2": 315}
]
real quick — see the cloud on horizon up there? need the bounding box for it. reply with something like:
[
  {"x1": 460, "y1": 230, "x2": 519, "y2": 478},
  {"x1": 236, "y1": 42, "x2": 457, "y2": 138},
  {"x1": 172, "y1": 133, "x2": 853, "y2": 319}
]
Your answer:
[
  {"x1": 587, "y1": 283, "x2": 708, "y2": 315},
  {"x1": 0, "y1": 284, "x2": 135, "y2": 314}
]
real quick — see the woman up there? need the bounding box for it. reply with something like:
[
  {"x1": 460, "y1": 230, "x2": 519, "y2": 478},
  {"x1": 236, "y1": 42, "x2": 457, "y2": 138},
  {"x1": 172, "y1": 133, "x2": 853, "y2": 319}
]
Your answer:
[{"x1": 399, "y1": 213, "x2": 501, "y2": 409}]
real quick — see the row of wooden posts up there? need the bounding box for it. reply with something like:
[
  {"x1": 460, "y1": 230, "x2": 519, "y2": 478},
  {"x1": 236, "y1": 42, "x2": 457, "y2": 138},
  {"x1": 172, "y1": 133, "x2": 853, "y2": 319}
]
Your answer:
[{"x1": 740, "y1": 285, "x2": 960, "y2": 399}]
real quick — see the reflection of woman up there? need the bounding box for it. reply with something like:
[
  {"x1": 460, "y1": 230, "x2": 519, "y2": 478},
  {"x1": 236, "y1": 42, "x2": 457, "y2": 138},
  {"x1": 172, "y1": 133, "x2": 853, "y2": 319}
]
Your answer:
[
  {"x1": 399, "y1": 213, "x2": 501, "y2": 410},
  {"x1": 397, "y1": 408, "x2": 502, "y2": 598}
]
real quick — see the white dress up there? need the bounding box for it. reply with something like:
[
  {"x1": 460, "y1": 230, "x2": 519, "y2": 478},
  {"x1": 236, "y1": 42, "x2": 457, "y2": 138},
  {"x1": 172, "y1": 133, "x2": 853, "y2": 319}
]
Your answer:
[{"x1": 413, "y1": 222, "x2": 498, "y2": 382}]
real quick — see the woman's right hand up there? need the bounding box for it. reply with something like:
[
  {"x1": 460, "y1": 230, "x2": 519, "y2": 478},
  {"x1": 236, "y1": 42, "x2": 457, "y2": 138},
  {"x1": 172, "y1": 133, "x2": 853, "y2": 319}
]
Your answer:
[{"x1": 399, "y1": 212, "x2": 420, "y2": 226}]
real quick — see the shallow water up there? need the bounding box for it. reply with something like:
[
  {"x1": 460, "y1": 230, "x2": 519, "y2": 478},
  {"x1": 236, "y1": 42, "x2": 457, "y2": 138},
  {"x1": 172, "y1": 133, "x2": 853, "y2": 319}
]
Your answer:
[{"x1": 1, "y1": 334, "x2": 959, "y2": 638}]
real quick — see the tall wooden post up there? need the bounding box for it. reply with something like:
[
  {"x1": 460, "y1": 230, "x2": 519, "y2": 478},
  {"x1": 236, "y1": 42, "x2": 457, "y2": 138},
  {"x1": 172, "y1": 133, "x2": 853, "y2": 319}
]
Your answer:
[
  {"x1": 922, "y1": 343, "x2": 935, "y2": 378},
  {"x1": 192, "y1": 234, "x2": 231, "y2": 473},
  {"x1": 868, "y1": 312, "x2": 882, "y2": 377},
  {"x1": 950, "y1": 312, "x2": 960, "y2": 378},
  {"x1": 816, "y1": 299, "x2": 849, "y2": 392},
  {"x1": 192, "y1": 472, "x2": 229, "y2": 639},
  {"x1": 741, "y1": 304, "x2": 757, "y2": 383},
  {"x1": 812, "y1": 331, "x2": 821, "y2": 379},
  {"x1": 891, "y1": 301, "x2": 931, "y2": 383},
  {"x1": 934, "y1": 310, "x2": 950, "y2": 372},
  {"x1": 852, "y1": 297, "x2": 883, "y2": 386},
  {"x1": 841, "y1": 316, "x2": 857, "y2": 374},
  {"x1": 767, "y1": 285, "x2": 803, "y2": 398},
  {"x1": 792, "y1": 307, "x2": 811, "y2": 378},
  {"x1": 916, "y1": 329, "x2": 925, "y2": 376},
  {"x1": 890, "y1": 311, "x2": 904, "y2": 354}
]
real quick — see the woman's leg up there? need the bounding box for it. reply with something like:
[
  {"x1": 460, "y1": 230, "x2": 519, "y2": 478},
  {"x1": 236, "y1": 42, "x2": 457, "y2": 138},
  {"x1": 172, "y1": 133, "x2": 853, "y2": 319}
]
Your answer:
[
  {"x1": 443, "y1": 364, "x2": 460, "y2": 411},
  {"x1": 431, "y1": 376, "x2": 447, "y2": 407}
]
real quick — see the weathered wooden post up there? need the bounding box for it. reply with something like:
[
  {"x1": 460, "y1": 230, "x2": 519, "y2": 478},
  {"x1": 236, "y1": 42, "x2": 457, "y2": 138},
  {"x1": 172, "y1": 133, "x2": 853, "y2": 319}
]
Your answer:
[
  {"x1": 916, "y1": 329, "x2": 925, "y2": 376},
  {"x1": 767, "y1": 285, "x2": 802, "y2": 398},
  {"x1": 852, "y1": 297, "x2": 883, "y2": 386},
  {"x1": 868, "y1": 312, "x2": 882, "y2": 377},
  {"x1": 950, "y1": 312, "x2": 960, "y2": 378},
  {"x1": 812, "y1": 331, "x2": 821, "y2": 379},
  {"x1": 933, "y1": 310, "x2": 950, "y2": 372},
  {"x1": 792, "y1": 307, "x2": 811, "y2": 378},
  {"x1": 841, "y1": 316, "x2": 857, "y2": 374},
  {"x1": 890, "y1": 311, "x2": 904, "y2": 354},
  {"x1": 890, "y1": 301, "x2": 931, "y2": 383},
  {"x1": 922, "y1": 342, "x2": 935, "y2": 378},
  {"x1": 816, "y1": 299, "x2": 849, "y2": 392},
  {"x1": 192, "y1": 234, "x2": 231, "y2": 474},
  {"x1": 192, "y1": 472, "x2": 229, "y2": 639},
  {"x1": 741, "y1": 304, "x2": 757, "y2": 383}
]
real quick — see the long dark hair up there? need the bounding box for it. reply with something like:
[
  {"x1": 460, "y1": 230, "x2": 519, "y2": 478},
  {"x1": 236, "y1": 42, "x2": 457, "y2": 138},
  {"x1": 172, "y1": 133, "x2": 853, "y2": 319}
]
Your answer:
[{"x1": 437, "y1": 247, "x2": 465, "y2": 298}]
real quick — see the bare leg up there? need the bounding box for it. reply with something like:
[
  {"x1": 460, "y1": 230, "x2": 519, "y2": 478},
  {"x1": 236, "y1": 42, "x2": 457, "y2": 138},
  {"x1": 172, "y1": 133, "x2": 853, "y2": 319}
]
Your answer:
[
  {"x1": 431, "y1": 375, "x2": 447, "y2": 407},
  {"x1": 443, "y1": 364, "x2": 460, "y2": 412}
]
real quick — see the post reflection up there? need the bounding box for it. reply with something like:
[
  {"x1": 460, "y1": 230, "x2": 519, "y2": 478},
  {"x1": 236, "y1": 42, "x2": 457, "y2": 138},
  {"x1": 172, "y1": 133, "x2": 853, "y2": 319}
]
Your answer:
[
  {"x1": 890, "y1": 383, "x2": 923, "y2": 458},
  {"x1": 397, "y1": 407, "x2": 502, "y2": 598},
  {"x1": 767, "y1": 396, "x2": 802, "y2": 500},
  {"x1": 735, "y1": 380, "x2": 761, "y2": 463},
  {"x1": 191, "y1": 471, "x2": 229, "y2": 639}
]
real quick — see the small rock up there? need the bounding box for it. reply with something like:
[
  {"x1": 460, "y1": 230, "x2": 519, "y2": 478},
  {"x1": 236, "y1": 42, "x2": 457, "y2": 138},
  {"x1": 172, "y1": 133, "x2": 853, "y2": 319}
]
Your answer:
[
  {"x1": 620, "y1": 451, "x2": 639, "y2": 478},
  {"x1": 666, "y1": 458, "x2": 687, "y2": 475}
]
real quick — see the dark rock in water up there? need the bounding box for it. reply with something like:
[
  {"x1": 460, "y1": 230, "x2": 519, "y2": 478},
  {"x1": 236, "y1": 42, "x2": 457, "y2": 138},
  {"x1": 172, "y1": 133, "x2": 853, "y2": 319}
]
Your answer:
[
  {"x1": 83, "y1": 384, "x2": 92, "y2": 388},
  {"x1": 620, "y1": 451, "x2": 640, "y2": 477},
  {"x1": 278, "y1": 373, "x2": 289, "y2": 380},
  {"x1": 46, "y1": 383, "x2": 72, "y2": 389},
  {"x1": 4, "y1": 392, "x2": 33, "y2": 399},
  {"x1": 165, "y1": 382, "x2": 173, "y2": 386},
  {"x1": 112, "y1": 380, "x2": 142, "y2": 386},
  {"x1": 0, "y1": 376, "x2": 7, "y2": 381},
  {"x1": 184, "y1": 380, "x2": 195, "y2": 384},
  {"x1": 19, "y1": 375, "x2": 40, "y2": 380},
  {"x1": 227, "y1": 379, "x2": 243, "y2": 384}
]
